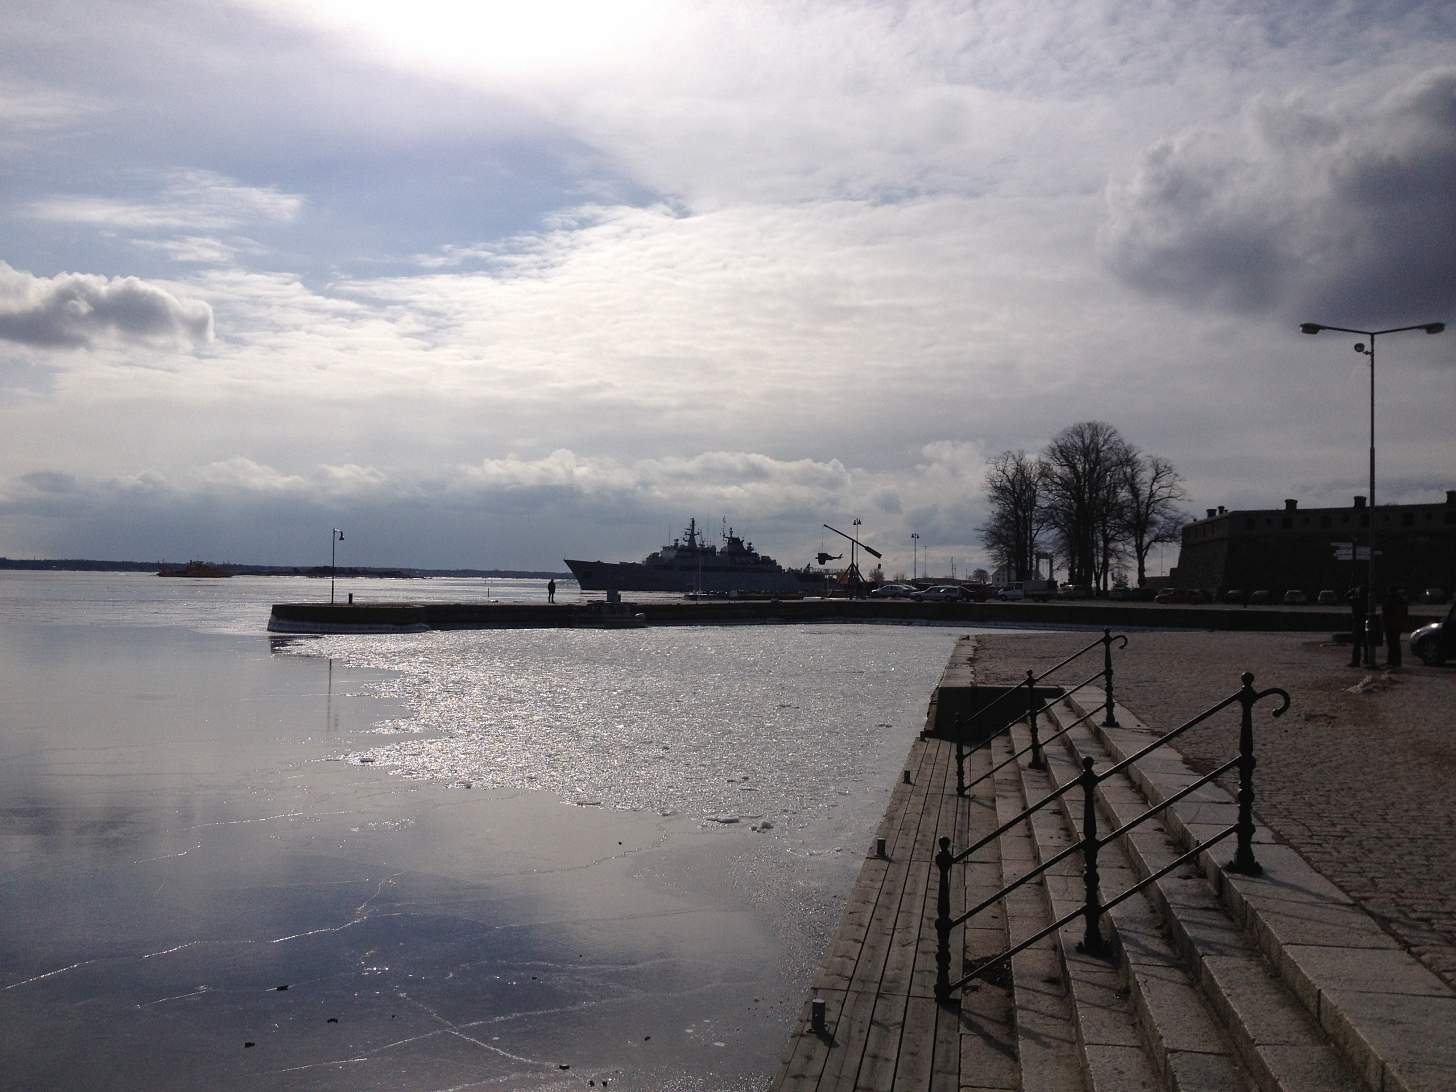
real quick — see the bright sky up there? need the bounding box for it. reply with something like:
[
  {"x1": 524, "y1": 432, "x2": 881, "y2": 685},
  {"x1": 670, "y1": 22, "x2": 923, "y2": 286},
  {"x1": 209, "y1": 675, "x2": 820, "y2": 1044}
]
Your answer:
[{"x1": 2, "y1": 0, "x2": 1453, "y2": 572}]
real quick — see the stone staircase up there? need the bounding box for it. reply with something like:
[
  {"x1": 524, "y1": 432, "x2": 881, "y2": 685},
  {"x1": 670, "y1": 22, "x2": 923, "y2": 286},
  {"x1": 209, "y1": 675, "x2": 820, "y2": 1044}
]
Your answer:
[{"x1": 943, "y1": 681, "x2": 1456, "y2": 1092}]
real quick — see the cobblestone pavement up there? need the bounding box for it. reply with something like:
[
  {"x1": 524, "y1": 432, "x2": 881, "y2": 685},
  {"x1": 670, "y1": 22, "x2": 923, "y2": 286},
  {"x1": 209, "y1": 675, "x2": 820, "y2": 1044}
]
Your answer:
[{"x1": 973, "y1": 628, "x2": 1456, "y2": 989}]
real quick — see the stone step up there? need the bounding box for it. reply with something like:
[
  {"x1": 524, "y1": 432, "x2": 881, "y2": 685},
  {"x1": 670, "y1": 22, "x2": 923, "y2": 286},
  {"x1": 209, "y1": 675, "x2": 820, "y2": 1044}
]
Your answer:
[
  {"x1": 1074, "y1": 694, "x2": 1456, "y2": 1092},
  {"x1": 984, "y1": 731, "x2": 1094, "y2": 1092},
  {"x1": 1008, "y1": 720, "x2": 1252, "y2": 1092},
  {"x1": 954, "y1": 736, "x2": 1021, "y2": 1091}
]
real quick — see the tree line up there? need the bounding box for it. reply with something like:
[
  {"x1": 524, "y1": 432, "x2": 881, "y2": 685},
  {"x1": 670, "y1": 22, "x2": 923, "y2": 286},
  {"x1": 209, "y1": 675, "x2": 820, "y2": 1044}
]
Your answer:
[{"x1": 981, "y1": 420, "x2": 1188, "y2": 590}]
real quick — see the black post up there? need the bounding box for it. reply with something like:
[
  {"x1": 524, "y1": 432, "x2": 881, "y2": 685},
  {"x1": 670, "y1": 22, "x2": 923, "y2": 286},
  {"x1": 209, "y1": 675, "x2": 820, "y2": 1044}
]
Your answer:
[
  {"x1": 1027, "y1": 669, "x2": 1044, "y2": 770},
  {"x1": 1102, "y1": 628, "x2": 1119, "y2": 727},
  {"x1": 955, "y1": 721, "x2": 966, "y2": 798},
  {"x1": 1077, "y1": 757, "x2": 1108, "y2": 956},
  {"x1": 1229, "y1": 672, "x2": 1263, "y2": 875},
  {"x1": 935, "y1": 836, "x2": 953, "y2": 1004}
]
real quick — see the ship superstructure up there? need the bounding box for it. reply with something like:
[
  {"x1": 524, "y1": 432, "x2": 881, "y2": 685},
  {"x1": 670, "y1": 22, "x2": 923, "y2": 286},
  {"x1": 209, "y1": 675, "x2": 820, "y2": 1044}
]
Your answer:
[{"x1": 564, "y1": 518, "x2": 801, "y2": 594}]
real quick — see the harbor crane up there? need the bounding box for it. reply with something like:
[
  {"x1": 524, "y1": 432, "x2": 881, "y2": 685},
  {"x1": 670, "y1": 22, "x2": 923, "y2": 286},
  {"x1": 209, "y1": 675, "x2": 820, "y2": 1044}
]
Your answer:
[{"x1": 822, "y1": 523, "x2": 882, "y2": 597}]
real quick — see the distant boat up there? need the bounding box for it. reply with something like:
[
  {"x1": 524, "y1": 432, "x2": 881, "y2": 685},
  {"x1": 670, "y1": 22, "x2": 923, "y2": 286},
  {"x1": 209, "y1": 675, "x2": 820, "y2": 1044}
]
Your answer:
[
  {"x1": 565, "y1": 518, "x2": 801, "y2": 595},
  {"x1": 158, "y1": 561, "x2": 232, "y2": 578}
]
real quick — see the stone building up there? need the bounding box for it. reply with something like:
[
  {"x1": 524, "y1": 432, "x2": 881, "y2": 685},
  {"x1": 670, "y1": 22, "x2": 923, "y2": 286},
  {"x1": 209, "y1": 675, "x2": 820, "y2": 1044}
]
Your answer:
[{"x1": 1170, "y1": 490, "x2": 1456, "y2": 595}]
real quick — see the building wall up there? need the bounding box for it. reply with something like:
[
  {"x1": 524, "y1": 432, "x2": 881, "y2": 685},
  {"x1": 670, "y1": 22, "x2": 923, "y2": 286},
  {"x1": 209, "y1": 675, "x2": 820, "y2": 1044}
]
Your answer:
[{"x1": 1171, "y1": 491, "x2": 1456, "y2": 594}]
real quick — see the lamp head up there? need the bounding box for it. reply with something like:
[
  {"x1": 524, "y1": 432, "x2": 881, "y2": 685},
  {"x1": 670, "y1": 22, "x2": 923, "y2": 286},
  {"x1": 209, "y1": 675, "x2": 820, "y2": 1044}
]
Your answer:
[
  {"x1": 1424, "y1": 322, "x2": 1445, "y2": 334},
  {"x1": 1300, "y1": 323, "x2": 1322, "y2": 335},
  {"x1": 1353, "y1": 343, "x2": 1366, "y2": 353}
]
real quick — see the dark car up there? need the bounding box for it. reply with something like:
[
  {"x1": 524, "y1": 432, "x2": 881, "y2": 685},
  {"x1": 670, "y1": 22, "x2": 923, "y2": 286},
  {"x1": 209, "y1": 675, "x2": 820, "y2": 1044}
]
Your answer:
[{"x1": 1410, "y1": 601, "x2": 1456, "y2": 666}]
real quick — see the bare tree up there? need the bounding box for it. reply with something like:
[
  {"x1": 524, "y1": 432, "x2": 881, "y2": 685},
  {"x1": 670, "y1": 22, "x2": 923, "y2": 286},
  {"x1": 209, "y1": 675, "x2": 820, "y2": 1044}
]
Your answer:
[
  {"x1": 980, "y1": 450, "x2": 1049, "y2": 581},
  {"x1": 1120, "y1": 451, "x2": 1189, "y2": 587},
  {"x1": 1042, "y1": 421, "x2": 1133, "y2": 592}
]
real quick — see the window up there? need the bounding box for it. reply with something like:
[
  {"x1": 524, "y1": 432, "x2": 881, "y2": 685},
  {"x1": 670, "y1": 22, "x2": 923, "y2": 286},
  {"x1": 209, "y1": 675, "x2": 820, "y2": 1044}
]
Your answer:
[
  {"x1": 1320, "y1": 515, "x2": 1332, "y2": 528},
  {"x1": 1402, "y1": 513, "x2": 1414, "y2": 527}
]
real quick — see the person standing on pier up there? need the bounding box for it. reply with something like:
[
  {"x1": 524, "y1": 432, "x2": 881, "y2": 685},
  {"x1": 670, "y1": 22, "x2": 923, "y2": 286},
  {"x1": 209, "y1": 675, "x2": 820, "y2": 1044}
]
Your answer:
[{"x1": 547, "y1": 579, "x2": 556, "y2": 603}]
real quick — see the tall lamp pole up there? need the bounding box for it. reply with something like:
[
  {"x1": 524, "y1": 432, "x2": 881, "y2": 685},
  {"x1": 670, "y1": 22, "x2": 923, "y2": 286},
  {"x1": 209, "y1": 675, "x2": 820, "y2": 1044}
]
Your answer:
[
  {"x1": 911, "y1": 531, "x2": 919, "y2": 580},
  {"x1": 1299, "y1": 321, "x2": 1444, "y2": 604},
  {"x1": 331, "y1": 528, "x2": 344, "y2": 604}
]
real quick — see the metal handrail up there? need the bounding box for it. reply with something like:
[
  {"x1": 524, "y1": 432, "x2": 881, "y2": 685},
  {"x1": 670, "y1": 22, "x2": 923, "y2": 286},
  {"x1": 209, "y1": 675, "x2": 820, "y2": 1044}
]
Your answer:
[
  {"x1": 952, "y1": 629, "x2": 1127, "y2": 790},
  {"x1": 955, "y1": 669, "x2": 1108, "y2": 797},
  {"x1": 934, "y1": 672, "x2": 1290, "y2": 1004}
]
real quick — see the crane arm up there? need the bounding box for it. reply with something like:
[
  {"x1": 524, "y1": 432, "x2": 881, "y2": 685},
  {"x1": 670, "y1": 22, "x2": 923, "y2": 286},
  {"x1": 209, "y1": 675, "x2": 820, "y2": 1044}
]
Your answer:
[{"x1": 822, "y1": 523, "x2": 883, "y2": 559}]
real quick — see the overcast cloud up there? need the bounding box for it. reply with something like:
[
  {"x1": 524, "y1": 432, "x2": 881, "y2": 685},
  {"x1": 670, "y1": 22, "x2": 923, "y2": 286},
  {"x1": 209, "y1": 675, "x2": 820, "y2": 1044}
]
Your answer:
[{"x1": 1, "y1": 1, "x2": 1453, "y2": 573}]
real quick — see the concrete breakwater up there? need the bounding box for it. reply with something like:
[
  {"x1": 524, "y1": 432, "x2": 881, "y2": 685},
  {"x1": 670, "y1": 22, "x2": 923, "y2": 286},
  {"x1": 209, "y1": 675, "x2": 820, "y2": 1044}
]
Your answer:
[{"x1": 266, "y1": 598, "x2": 1430, "y2": 634}]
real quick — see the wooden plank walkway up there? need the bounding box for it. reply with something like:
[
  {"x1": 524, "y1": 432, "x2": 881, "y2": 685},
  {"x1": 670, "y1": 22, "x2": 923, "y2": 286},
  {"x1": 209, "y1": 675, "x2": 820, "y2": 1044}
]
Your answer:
[{"x1": 773, "y1": 734, "x2": 1017, "y2": 1091}]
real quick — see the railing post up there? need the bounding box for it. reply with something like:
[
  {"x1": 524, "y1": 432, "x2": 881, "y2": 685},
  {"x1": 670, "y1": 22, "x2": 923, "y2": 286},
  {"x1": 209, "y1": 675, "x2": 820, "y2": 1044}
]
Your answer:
[
  {"x1": 1077, "y1": 757, "x2": 1109, "y2": 957},
  {"x1": 935, "y1": 836, "x2": 953, "y2": 1004},
  {"x1": 1229, "y1": 672, "x2": 1263, "y2": 875},
  {"x1": 955, "y1": 726, "x2": 966, "y2": 798},
  {"x1": 1026, "y1": 670, "x2": 1044, "y2": 770},
  {"x1": 1102, "y1": 628, "x2": 1119, "y2": 727}
]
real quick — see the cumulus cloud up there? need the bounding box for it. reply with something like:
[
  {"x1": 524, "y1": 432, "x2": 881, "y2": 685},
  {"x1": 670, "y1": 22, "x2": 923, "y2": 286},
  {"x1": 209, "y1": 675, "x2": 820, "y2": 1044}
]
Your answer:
[
  {"x1": 1100, "y1": 67, "x2": 1456, "y2": 322},
  {"x1": 0, "y1": 261, "x2": 214, "y2": 349}
]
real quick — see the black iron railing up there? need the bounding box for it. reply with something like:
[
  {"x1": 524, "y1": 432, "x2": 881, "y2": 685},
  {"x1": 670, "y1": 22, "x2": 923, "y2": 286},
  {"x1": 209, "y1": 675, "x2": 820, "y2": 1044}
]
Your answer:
[
  {"x1": 934, "y1": 672, "x2": 1289, "y2": 1004},
  {"x1": 952, "y1": 629, "x2": 1127, "y2": 794}
]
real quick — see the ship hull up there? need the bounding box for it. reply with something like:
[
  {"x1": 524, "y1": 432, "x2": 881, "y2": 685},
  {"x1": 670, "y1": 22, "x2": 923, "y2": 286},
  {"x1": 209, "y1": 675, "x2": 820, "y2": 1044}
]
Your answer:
[{"x1": 564, "y1": 558, "x2": 801, "y2": 594}]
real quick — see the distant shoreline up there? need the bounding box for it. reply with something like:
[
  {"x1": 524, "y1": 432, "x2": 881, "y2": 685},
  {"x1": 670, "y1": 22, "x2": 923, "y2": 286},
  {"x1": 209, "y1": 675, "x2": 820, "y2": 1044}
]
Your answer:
[{"x1": 0, "y1": 557, "x2": 570, "y2": 579}]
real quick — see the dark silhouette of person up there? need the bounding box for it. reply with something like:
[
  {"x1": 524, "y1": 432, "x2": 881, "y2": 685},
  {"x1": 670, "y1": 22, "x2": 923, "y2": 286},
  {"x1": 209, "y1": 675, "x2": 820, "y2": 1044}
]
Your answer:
[
  {"x1": 1383, "y1": 587, "x2": 1409, "y2": 668},
  {"x1": 547, "y1": 579, "x2": 556, "y2": 603},
  {"x1": 1345, "y1": 585, "x2": 1369, "y2": 667}
]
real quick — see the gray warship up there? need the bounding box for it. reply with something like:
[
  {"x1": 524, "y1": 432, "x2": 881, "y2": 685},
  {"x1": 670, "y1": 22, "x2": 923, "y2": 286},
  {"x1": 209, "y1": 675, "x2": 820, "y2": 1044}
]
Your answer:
[{"x1": 564, "y1": 518, "x2": 801, "y2": 594}]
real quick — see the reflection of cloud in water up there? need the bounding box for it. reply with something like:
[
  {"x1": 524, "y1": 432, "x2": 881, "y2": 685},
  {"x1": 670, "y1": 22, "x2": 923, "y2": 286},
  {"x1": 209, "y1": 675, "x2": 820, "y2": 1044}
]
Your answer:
[{"x1": 287, "y1": 625, "x2": 955, "y2": 834}]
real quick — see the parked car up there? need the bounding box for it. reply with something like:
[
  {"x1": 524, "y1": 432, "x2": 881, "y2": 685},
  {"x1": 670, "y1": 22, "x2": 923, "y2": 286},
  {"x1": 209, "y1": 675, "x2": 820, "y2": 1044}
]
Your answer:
[
  {"x1": 870, "y1": 583, "x2": 917, "y2": 598},
  {"x1": 914, "y1": 584, "x2": 965, "y2": 602},
  {"x1": 1316, "y1": 589, "x2": 1340, "y2": 605},
  {"x1": 1057, "y1": 584, "x2": 1092, "y2": 599},
  {"x1": 1422, "y1": 587, "x2": 1451, "y2": 605},
  {"x1": 1282, "y1": 589, "x2": 1309, "y2": 605},
  {"x1": 1222, "y1": 588, "x2": 1246, "y2": 604},
  {"x1": 1410, "y1": 601, "x2": 1456, "y2": 665},
  {"x1": 996, "y1": 580, "x2": 1057, "y2": 601},
  {"x1": 960, "y1": 582, "x2": 995, "y2": 602},
  {"x1": 1249, "y1": 590, "x2": 1272, "y2": 604},
  {"x1": 1154, "y1": 588, "x2": 1205, "y2": 604}
]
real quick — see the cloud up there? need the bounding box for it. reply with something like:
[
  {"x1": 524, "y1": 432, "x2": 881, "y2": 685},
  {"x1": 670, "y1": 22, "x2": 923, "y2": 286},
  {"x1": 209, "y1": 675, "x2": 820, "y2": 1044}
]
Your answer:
[
  {"x1": 0, "y1": 443, "x2": 994, "y2": 571},
  {"x1": 1100, "y1": 66, "x2": 1456, "y2": 322},
  {"x1": 0, "y1": 261, "x2": 214, "y2": 349},
  {"x1": 26, "y1": 169, "x2": 304, "y2": 233}
]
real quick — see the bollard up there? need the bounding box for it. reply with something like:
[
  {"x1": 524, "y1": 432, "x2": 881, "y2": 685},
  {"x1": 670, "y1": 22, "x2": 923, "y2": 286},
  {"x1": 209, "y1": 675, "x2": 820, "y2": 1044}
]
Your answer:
[
  {"x1": 875, "y1": 837, "x2": 887, "y2": 859},
  {"x1": 347, "y1": 592, "x2": 353, "y2": 605},
  {"x1": 903, "y1": 769, "x2": 911, "y2": 784},
  {"x1": 811, "y1": 997, "x2": 827, "y2": 1034}
]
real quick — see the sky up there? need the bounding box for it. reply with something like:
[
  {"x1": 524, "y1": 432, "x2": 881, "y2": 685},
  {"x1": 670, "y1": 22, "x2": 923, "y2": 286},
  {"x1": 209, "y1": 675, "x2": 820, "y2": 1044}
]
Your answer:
[{"x1": 2, "y1": 0, "x2": 1453, "y2": 575}]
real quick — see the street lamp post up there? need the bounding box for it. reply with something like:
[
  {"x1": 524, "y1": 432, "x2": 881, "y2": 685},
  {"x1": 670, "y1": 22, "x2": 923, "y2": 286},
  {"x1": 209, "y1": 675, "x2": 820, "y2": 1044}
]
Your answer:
[
  {"x1": 851, "y1": 518, "x2": 862, "y2": 597},
  {"x1": 911, "y1": 531, "x2": 919, "y2": 580},
  {"x1": 331, "y1": 528, "x2": 344, "y2": 604},
  {"x1": 1299, "y1": 321, "x2": 1444, "y2": 614}
]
